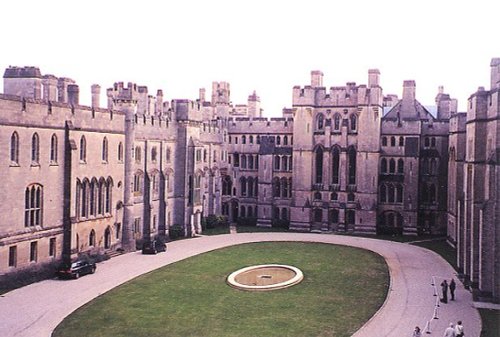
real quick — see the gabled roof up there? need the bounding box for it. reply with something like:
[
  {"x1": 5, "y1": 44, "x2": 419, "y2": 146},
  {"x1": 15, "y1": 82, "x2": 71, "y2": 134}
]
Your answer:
[{"x1": 383, "y1": 99, "x2": 434, "y2": 122}]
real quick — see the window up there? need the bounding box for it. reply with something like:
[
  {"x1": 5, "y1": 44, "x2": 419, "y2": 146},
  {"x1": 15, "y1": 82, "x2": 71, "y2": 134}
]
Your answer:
[
  {"x1": 276, "y1": 136, "x2": 281, "y2": 145},
  {"x1": 350, "y1": 114, "x2": 357, "y2": 131},
  {"x1": 31, "y1": 133, "x2": 40, "y2": 164},
  {"x1": 380, "y1": 184, "x2": 387, "y2": 202},
  {"x1": 390, "y1": 136, "x2": 396, "y2": 147},
  {"x1": 135, "y1": 146, "x2": 142, "y2": 163},
  {"x1": 316, "y1": 114, "x2": 325, "y2": 130},
  {"x1": 382, "y1": 137, "x2": 387, "y2": 147},
  {"x1": 397, "y1": 159, "x2": 404, "y2": 174},
  {"x1": 242, "y1": 135, "x2": 246, "y2": 144},
  {"x1": 389, "y1": 159, "x2": 396, "y2": 173},
  {"x1": 348, "y1": 146, "x2": 356, "y2": 185},
  {"x1": 381, "y1": 158, "x2": 387, "y2": 173},
  {"x1": 89, "y1": 229, "x2": 96, "y2": 247},
  {"x1": 329, "y1": 209, "x2": 339, "y2": 223},
  {"x1": 105, "y1": 177, "x2": 113, "y2": 213},
  {"x1": 80, "y1": 136, "x2": 87, "y2": 162},
  {"x1": 330, "y1": 192, "x2": 338, "y2": 201},
  {"x1": 233, "y1": 153, "x2": 240, "y2": 167},
  {"x1": 399, "y1": 137, "x2": 404, "y2": 146},
  {"x1": 249, "y1": 155, "x2": 254, "y2": 169},
  {"x1": 283, "y1": 135, "x2": 288, "y2": 145},
  {"x1": 249, "y1": 135, "x2": 254, "y2": 144},
  {"x1": 331, "y1": 147, "x2": 340, "y2": 184},
  {"x1": 49, "y1": 238, "x2": 56, "y2": 257},
  {"x1": 203, "y1": 149, "x2": 207, "y2": 162},
  {"x1": 424, "y1": 137, "x2": 430, "y2": 148},
  {"x1": 282, "y1": 156, "x2": 288, "y2": 171},
  {"x1": 10, "y1": 132, "x2": 19, "y2": 164},
  {"x1": 347, "y1": 192, "x2": 355, "y2": 202},
  {"x1": 30, "y1": 241, "x2": 38, "y2": 262},
  {"x1": 50, "y1": 134, "x2": 58, "y2": 163},
  {"x1": 25, "y1": 184, "x2": 43, "y2": 227},
  {"x1": 9, "y1": 246, "x2": 17, "y2": 267},
  {"x1": 313, "y1": 208, "x2": 322, "y2": 222},
  {"x1": 89, "y1": 179, "x2": 96, "y2": 216},
  {"x1": 314, "y1": 191, "x2": 321, "y2": 200},
  {"x1": 151, "y1": 146, "x2": 157, "y2": 162},
  {"x1": 118, "y1": 142, "x2": 123, "y2": 162},
  {"x1": 315, "y1": 147, "x2": 323, "y2": 184},
  {"x1": 248, "y1": 177, "x2": 255, "y2": 197},
  {"x1": 222, "y1": 176, "x2": 232, "y2": 195},
  {"x1": 240, "y1": 177, "x2": 247, "y2": 196},
  {"x1": 166, "y1": 147, "x2": 171, "y2": 163},
  {"x1": 134, "y1": 218, "x2": 141, "y2": 234},
  {"x1": 256, "y1": 135, "x2": 260, "y2": 144},
  {"x1": 133, "y1": 171, "x2": 143, "y2": 194},
  {"x1": 102, "y1": 137, "x2": 108, "y2": 162},
  {"x1": 241, "y1": 155, "x2": 247, "y2": 169},
  {"x1": 431, "y1": 137, "x2": 436, "y2": 148},
  {"x1": 333, "y1": 114, "x2": 341, "y2": 131},
  {"x1": 274, "y1": 156, "x2": 280, "y2": 170}
]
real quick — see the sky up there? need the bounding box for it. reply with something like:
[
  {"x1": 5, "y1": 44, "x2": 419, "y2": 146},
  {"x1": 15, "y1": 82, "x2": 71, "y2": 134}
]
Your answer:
[{"x1": 1, "y1": 0, "x2": 499, "y2": 116}]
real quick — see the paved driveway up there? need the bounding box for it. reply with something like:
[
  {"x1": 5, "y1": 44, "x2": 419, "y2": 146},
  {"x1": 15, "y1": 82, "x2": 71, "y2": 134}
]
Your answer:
[{"x1": 0, "y1": 233, "x2": 481, "y2": 337}]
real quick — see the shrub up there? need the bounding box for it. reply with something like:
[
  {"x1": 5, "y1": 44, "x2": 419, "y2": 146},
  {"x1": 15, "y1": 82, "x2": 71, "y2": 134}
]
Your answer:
[
  {"x1": 272, "y1": 219, "x2": 290, "y2": 230},
  {"x1": 168, "y1": 225, "x2": 184, "y2": 240},
  {"x1": 202, "y1": 215, "x2": 228, "y2": 229},
  {"x1": 237, "y1": 217, "x2": 257, "y2": 227}
]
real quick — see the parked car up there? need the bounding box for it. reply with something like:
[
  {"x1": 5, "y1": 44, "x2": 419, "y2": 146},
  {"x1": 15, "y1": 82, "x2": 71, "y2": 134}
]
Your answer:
[
  {"x1": 57, "y1": 259, "x2": 96, "y2": 279},
  {"x1": 142, "y1": 240, "x2": 167, "y2": 254}
]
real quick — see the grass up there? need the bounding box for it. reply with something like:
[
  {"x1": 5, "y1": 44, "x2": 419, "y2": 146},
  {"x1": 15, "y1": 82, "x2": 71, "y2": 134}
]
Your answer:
[
  {"x1": 479, "y1": 308, "x2": 500, "y2": 337},
  {"x1": 236, "y1": 225, "x2": 289, "y2": 233},
  {"x1": 53, "y1": 242, "x2": 389, "y2": 337},
  {"x1": 410, "y1": 238, "x2": 457, "y2": 270}
]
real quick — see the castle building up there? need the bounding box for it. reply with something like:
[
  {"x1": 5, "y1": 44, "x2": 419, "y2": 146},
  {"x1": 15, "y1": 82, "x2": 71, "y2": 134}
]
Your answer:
[
  {"x1": 1, "y1": 61, "x2": 497, "y2": 304},
  {"x1": 448, "y1": 59, "x2": 500, "y2": 303}
]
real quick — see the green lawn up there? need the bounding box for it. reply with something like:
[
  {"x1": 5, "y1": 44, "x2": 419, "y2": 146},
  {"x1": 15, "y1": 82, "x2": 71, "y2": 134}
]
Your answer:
[{"x1": 53, "y1": 242, "x2": 389, "y2": 337}]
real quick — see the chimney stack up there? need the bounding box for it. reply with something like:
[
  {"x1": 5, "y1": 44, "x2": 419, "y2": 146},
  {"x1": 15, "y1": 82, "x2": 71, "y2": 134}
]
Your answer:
[
  {"x1": 91, "y1": 84, "x2": 101, "y2": 108},
  {"x1": 490, "y1": 58, "x2": 500, "y2": 90},
  {"x1": 42, "y1": 75, "x2": 58, "y2": 102},
  {"x1": 68, "y1": 84, "x2": 80, "y2": 106},
  {"x1": 368, "y1": 69, "x2": 380, "y2": 87},
  {"x1": 311, "y1": 70, "x2": 323, "y2": 88},
  {"x1": 402, "y1": 80, "x2": 416, "y2": 103}
]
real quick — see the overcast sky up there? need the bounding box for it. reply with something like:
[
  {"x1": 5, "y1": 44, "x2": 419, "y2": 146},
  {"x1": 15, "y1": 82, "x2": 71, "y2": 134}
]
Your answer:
[{"x1": 1, "y1": 0, "x2": 499, "y2": 116}]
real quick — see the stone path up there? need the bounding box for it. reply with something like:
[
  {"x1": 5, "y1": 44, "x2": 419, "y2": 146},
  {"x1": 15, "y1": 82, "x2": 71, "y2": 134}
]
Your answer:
[{"x1": 0, "y1": 233, "x2": 482, "y2": 337}]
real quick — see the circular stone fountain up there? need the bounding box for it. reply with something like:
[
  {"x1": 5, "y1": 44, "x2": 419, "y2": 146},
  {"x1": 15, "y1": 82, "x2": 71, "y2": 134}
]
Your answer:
[{"x1": 227, "y1": 264, "x2": 304, "y2": 291}]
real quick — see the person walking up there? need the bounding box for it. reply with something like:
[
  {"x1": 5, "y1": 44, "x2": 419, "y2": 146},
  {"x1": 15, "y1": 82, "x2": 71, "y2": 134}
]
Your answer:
[
  {"x1": 443, "y1": 323, "x2": 456, "y2": 337},
  {"x1": 455, "y1": 320, "x2": 464, "y2": 337},
  {"x1": 441, "y1": 279, "x2": 449, "y2": 303},
  {"x1": 412, "y1": 326, "x2": 422, "y2": 337},
  {"x1": 450, "y1": 278, "x2": 456, "y2": 300}
]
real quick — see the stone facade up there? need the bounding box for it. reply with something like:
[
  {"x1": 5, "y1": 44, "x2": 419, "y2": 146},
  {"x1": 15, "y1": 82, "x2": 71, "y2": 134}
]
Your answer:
[
  {"x1": 448, "y1": 59, "x2": 500, "y2": 303},
  {"x1": 1, "y1": 61, "x2": 497, "y2": 305}
]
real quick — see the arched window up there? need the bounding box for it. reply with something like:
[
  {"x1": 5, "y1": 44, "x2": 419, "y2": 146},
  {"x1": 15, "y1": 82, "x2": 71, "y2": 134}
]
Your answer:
[
  {"x1": 399, "y1": 137, "x2": 404, "y2": 146},
  {"x1": 50, "y1": 134, "x2": 58, "y2": 163},
  {"x1": 241, "y1": 155, "x2": 247, "y2": 169},
  {"x1": 133, "y1": 171, "x2": 143, "y2": 195},
  {"x1": 81, "y1": 179, "x2": 89, "y2": 218},
  {"x1": 118, "y1": 142, "x2": 123, "y2": 162},
  {"x1": 248, "y1": 177, "x2": 254, "y2": 197},
  {"x1": 282, "y1": 156, "x2": 288, "y2": 171},
  {"x1": 105, "y1": 177, "x2": 113, "y2": 213},
  {"x1": 397, "y1": 159, "x2": 404, "y2": 174},
  {"x1": 240, "y1": 177, "x2": 247, "y2": 196},
  {"x1": 329, "y1": 209, "x2": 339, "y2": 223},
  {"x1": 396, "y1": 184, "x2": 403, "y2": 203},
  {"x1": 389, "y1": 159, "x2": 396, "y2": 173},
  {"x1": 390, "y1": 136, "x2": 396, "y2": 147},
  {"x1": 315, "y1": 147, "x2": 324, "y2": 184},
  {"x1": 98, "y1": 178, "x2": 105, "y2": 215},
  {"x1": 222, "y1": 176, "x2": 232, "y2": 196},
  {"x1": 289, "y1": 156, "x2": 293, "y2": 170},
  {"x1": 314, "y1": 191, "x2": 321, "y2": 200},
  {"x1": 31, "y1": 133, "x2": 40, "y2": 163},
  {"x1": 102, "y1": 137, "x2": 108, "y2": 162},
  {"x1": 135, "y1": 146, "x2": 141, "y2": 163},
  {"x1": 283, "y1": 135, "x2": 288, "y2": 145},
  {"x1": 256, "y1": 135, "x2": 261, "y2": 144},
  {"x1": 151, "y1": 146, "x2": 158, "y2": 162},
  {"x1": 274, "y1": 155, "x2": 280, "y2": 171},
  {"x1": 388, "y1": 184, "x2": 395, "y2": 203},
  {"x1": 276, "y1": 136, "x2": 281, "y2": 145},
  {"x1": 89, "y1": 179, "x2": 97, "y2": 216},
  {"x1": 288, "y1": 177, "x2": 292, "y2": 198},
  {"x1": 89, "y1": 229, "x2": 96, "y2": 247},
  {"x1": 350, "y1": 114, "x2": 357, "y2": 131},
  {"x1": 242, "y1": 135, "x2": 246, "y2": 144},
  {"x1": 380, "y1": 184, "x2": 387, "y2": 202},
  {"x1": 348, "y1": 146, "x2": 356, "y2": 185},
  {"x1": 240, "y1": 205, "x2": 246, "y2": 218},
  {"x1": 430, "y1": 158, "x2": 437, "y2": 175},
  {"x1": 382, "y1": 137, "x2": 387, "y2": 147},
  {"x1": 281, "y1": 177, "x2": 288, "y2": 198},
  {"x1": 166, "y1": 147, "x2": 171, "y2": 163},
  {"x1": 273, "y1": 177, "x2": 281, "y2": 197},
  {"x1": 331, "y1": 147, "x2": 340, "y2": 184},
  {"x1": 249, "y1": 135, "x2": 254, "y2": 144},
  {"x1": 25, "y1": 184, "x2": 43, "y2": 227},
  {"x1": 381, "y1": 158, "x2": 388, "y2": 173},
  {"x1": 424, "y1": 137, "x2": 430, "y2": 147},
  {"x1": 80, "y1": 136, "x2": 87, "y2": 162},
  {"x1": 249, "y1": 155, "x2": 254, "y2": 169},
  {"x1": 330, "y1": 192, "x2": 338, "y2": 201},
  {"x1": 431, "y1": 137, "x2": 436, "y2": 148},
  {"x1": 316, "y1": 114, "x2": 325, "y2": 130},
  {"x1": 333, "y1": 114, "x2": 341, "y2": 131},
  {"x1": 11, "y1": 132, "x2": 19, "y2": 164}
]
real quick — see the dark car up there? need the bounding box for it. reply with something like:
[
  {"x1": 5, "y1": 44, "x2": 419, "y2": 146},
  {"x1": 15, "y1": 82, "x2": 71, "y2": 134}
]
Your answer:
[
  {"x1": 142, "y1": 240, "x2": 167, "y2": 254},
  {"x1": 57, "y1": 259, "x2": 96, "y2": 279}
]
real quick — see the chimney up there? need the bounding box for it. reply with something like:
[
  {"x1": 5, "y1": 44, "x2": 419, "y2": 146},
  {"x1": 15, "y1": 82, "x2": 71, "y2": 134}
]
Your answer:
[
  {"x1": 156, "y1": 89, "x2": 163, "y2": 115},
  {"x1": 490, "y1": 57, "x2": 500, "y2": 90},
  {"x1": 91, "y1": 84, "x2": 101, "y2": 108},
  {"x1": 368, "y1": 69, "x2": 380, "y2": 87},
  {"x1": 67, "y1": 84, "x2": 79, "y2": 106},
  {"x1": 57, "y1": 77, "x2": 75, "y2": 103},
  {"x1": 42, "y1": 75, "x2": 58, "y2": 102},
  {"x1": 107, "y1": 88, "x2": 114, "y2": 110},
  {"x1": 402, "y1": 80, "x2": 416, "y2": 103},
  {"x1": 199, "y1": 88, "x2": 206, "y2": 102},
  {"x1": 311, "y1": 70, "x2": 323, "y2": 87}
]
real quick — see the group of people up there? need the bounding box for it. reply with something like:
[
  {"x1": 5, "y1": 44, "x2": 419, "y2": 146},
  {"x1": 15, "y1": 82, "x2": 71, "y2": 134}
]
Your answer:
[
  {"x1": 412, "y1": 321, "x2": 464, "y2": 337},
  {"x1": 412, "y1": 278, "x2": 465, "y2": 337},
  {"x1": 441, "y1": 278, "x2": 457, "y2": 303}
]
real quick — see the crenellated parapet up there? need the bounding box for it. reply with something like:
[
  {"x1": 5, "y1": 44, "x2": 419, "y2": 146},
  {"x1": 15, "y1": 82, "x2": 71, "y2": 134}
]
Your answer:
[{"x1": 227, "y1": 117, "x2": 294, "y2": 134}]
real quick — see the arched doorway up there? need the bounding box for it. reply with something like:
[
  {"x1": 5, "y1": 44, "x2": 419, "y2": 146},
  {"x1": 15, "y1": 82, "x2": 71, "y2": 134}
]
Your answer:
[{"x1": 104, "y1": 226, "x2": 111, "y2": 249}]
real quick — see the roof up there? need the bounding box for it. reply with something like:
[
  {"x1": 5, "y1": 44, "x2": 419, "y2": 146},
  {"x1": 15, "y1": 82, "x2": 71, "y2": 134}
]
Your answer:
[{"x1": 383, "y1": 99, "x2": 435, "y2": 121}]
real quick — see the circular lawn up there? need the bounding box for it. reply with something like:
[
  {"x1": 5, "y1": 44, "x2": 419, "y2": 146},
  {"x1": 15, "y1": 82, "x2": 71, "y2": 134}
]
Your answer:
[{"x1": 53, "y1": 242, "x2": 389, "y2": 337}]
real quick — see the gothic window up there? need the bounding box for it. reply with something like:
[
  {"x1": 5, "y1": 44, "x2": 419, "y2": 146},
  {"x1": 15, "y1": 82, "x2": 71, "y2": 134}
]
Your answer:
[
  {"x1": 102, "y1": 137, "x2": 108, "y2": 162},
  {"x1": 274, "y1": 155, "x2": 281, "y2": 171},
  {"x1": 282, "y1": 177, "x2": 288, "y2": 198},
  {"x1": 399, "y1": 136, "x2": 404, "y2": 146},
  {"x1": 89, "y1": 179, "x2": 97, "y2": 216},
  {"x1": 348, "y1": 146, "x2": 356, "y2": 185},
  {"x1": 248, "y1": 177, "x2": 254, "y2": 197},
  {"x1": 233, "y1": 153, "x2": 240, "y2": 167},
  {"x1": 10, "y1": 132, "x2": 19, "y2": 164},
  {"x1": 151, "y1": 146, "x2": 158, "y2": 162},
  {"x1": 381, "y1": 158, "x2": 387, "y2": 174},
  {"x1": 350, "y1": 114, "x2": 357, "y2": 131},
  {"x1": 80, "y1": 136, "x2": 87, "y2": 162},
  {"x1": 194, "y1": 174, "x2": 201, "y2": 203},
  {"x1": 133, "y1": 171, "x2": 143, "y2": 195},
  {"x1": 431, "y1": 137, "x2": 436, "y2": 148},
  {"x1": 257, "y1": 135, "x2": 261, "y2": 144},
  {"x1": 430, "y1": 158, "x2": 437, "y2": 175},
  {"x1": 315, "y1": 147, "x2": 324, "y2": 184},
  {"x1": 98, "y1": 178, "x2": 105, "y2": 215},
  {"x1": 314, "y1": 191, "x2": 321, "y2": 200},
  {"x1": 388, "y1": 184, "x2": 395, "y2": 203},
  {"x1": 283, "y1": 135, "x2": 288, "y2": 145},
  {"x1": 288, "y1": 178, "x2": 292, "y2": 198},
  {"x1": 316, "y1": 114, "x2": 325, "y2": 130},
  {"x1": 424, "y1": 137, "x2": 430, "y2": 148},
  {"x1": 241, "y1": 155, "x2": 247, "y2": 169},
  {"x1": 382, "y1": 137, "x2": 387, "y2": 147},
  {"x1": 331, "y1": 147, "x2": 340, "y2": 184},
  {"x1": 333, "y1": 114, "x2": 341, "y2": 131},
  {"x1": 166, "y1": 147, "x2": 171, "y2": 163},
  {"x1": 25, "y1": 184, "x2": 43, "y2": 227},
  {"x1": 282, "y1": 156, "x2": 288, "y2": 171},
  {"x1": 289, "y1": 156, "x2": 293, "y2": 170},
  {"x1": 222, "y1": 176, "x2": 232, "y2": 196},
  {"x1": 31, "y1": 133, "x2": 40, "y2": 164},
  {"x1": 396, "y1": 184, "x2": 403, "y2": 203},
  {"x1": 105, "y1": 177, "x2": 113, "y2": 213},
  {"x1": 50, "y1": 134, "x2": 58, "y2": 163},
  {"x1": 235, "y1": 137, "x2": 238, "y2": 144},
  {"x1": 240, "y1": 177, "x2": 247, "y2": 196},
  {"x1": 273, "y1": 177, "x2": 280, "y2": 197},
  {"x1": 249, "y1": 135, "x2": 254, "y2": 144},
  {"x1": 390, "y1": 136, "x2": 396, "y2": 147},
  {"x1": 276, "y1": 136, "x2": 281, "y2": 145},
  {"x1": 313, "y1": 208, "x2": 322, "y2": 222},
  {"x1": 81, "y1": 179, "x2": 89, "y2": 218},
  {"x1": 240, "y1": 205, "x2": 246, "y2": 218},
  {"x1": 118, "y1": 142, "x2": 123, "y2": 162},
  {"x1": 397, "y1": 159, "x2": 404, "y2": 174},
  {"x1": 242, "y1": 135, "x2": 246, "y2": 144},
  {"x1": 330, "y1": 192, "x2": 338, "y2": 201},
  {"x1": 389, "y1": 159, "x2": 396, "y2": 173},
  {"x1": 89, "y1": 229, "x2": 96, "y2": 247},
  {"x1": 380, "y1": 184, "x2": 387, "y2": 202},
  {"x1": 249, "y1": 155, "x2": 254, "y2": 169}
]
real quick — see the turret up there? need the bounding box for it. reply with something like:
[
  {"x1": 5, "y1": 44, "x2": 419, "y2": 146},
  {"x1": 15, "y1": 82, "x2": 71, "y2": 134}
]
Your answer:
[
  {"x1": 67, "y1": 84, "x2": 80, "y2": 106},
  {"x1": 368, "y1": 69, "x2": 380, "y2": 87},
  {"x1": 247, "y1": 91, "x2": 261, "y2": 118},
  {"x1": 491, "y1": 57, "x2": 500, "y2": 90},
  {"x1": 311, "y1": 70, "x2": 323, "y2": 88},
  {"x1": 91, "y1": 84, "x2": 101, "y2": 108},
  {"x1": 3, "y1": 66, "x2": 42, "y2": 99},
  {"x1": 42, "y1": 75, "x2": 58, "y2": 101}
]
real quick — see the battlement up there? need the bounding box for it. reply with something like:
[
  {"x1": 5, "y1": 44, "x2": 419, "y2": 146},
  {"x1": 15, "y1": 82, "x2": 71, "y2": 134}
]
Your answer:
[
  {"x1": 227, "y1": 116, "x2": 294, "y2": 133},
  {"x1": 3, "y1": 66, "x2": 42, "y2": 78}
]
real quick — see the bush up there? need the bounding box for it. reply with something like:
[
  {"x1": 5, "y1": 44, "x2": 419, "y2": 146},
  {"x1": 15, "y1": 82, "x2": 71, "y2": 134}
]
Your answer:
[
  {"x1": 168, "y1": 225, "x2": 184, "y2": 240},
  {"x1": 202, "y1": 215, "x2": 228, "y2": 229},
  {"x1": 272, "y1": 219, "x2": 290, "y2": 230},
  {"x1": 236, "y1": 217, "x2": 257, "y2": 227},
  {"x1": 0, "y1": 262, "x2": 59, "y2": 294}
]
